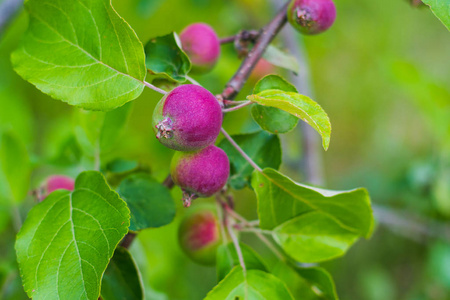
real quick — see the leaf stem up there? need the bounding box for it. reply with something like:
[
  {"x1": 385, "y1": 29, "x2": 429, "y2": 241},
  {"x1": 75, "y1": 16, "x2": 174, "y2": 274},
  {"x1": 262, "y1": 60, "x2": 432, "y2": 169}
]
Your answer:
[
  {"x1": 226, "y1": 216, "x2": 247, "y2": 275},
  {"x1": 223, "y1": 100, "x2": 249, "y2": 106},
  {"x1": 226, "y1": 208, "x2": 285, "y2": 261},
  {"x1": 222, "y1": 101, "x2": 253, "y2": 113},
  {"x1": 143, "y1": 80, "x2": 168, "y2": 95},
  {"x1": 186, "y1": 75, "x2": 202, "y2": 86},
  {"x1": 220, "y1": 127, "x2": 262, "y2": 172}
]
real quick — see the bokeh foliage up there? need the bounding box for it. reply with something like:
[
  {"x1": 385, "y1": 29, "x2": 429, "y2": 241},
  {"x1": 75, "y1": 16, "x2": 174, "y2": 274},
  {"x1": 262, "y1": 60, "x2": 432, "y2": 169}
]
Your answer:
[{"x1": 0, "y1": 0, "x2": 449, "y2": 299}]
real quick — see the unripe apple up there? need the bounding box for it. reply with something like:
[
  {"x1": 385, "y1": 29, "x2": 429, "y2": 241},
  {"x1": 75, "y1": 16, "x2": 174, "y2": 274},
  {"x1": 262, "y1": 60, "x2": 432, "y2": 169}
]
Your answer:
[
  {"x1": 152, "y1": 84, "x2": 223, "y2": 152},
  {"x1": 287, "y1": 0, "x2": 336, "y2": 35},
  {"x1": 39, "y1": 175, "x2": 74, "y2": 200},
  {"x1": 180, "y1": 23, "x2": 220, "y2": 74},
  {"x1": 178, "y1": 204, "x2": 222, "y2": 265},
  {"x1": 170, "y1": 145, "x2": 230, "y2": 207}
]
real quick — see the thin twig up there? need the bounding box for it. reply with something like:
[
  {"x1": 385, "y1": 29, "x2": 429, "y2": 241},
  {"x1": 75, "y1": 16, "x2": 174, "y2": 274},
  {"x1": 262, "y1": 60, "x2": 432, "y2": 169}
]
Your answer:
[
  {"x1": 219, "y1": 30, "x2": 260, "y2": 45},
  {"x1": 220, "y1": 127, "x2": 262, "y2": 172},
  {"x1": 226, "y1": 217, "x2": 247, "y2": 274},
  {"x1": 239, "y1": 227, "x2": 274, "y2": 235},
  {"x1": 223, "y1": 100, "x2": 249, "y2": 106},
  {"x1": 221, "y1": 2, "x2": 289, "y2": 100},
  {"x1": 226, "y1": 208, "x2": 285, "y2": 261},
  {"x1": 143, "y1": 80, "x2": 168, "y2": 95},
  {"x1": 222, "y1": 101, "x2": 252, "y2": 113}
]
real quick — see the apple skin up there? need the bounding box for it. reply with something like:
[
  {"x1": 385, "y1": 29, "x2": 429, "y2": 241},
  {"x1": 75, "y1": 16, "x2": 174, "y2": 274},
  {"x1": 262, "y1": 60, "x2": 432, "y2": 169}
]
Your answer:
[
  {"x1": 287, "y1": 0, "x2": 337, "y2": 35},
  {"x1": 152, "y1": 84, "x2": 222, "y2": 152},
  {"x1": 180, "y1": 23, "x2": 220, "y2": 73}
]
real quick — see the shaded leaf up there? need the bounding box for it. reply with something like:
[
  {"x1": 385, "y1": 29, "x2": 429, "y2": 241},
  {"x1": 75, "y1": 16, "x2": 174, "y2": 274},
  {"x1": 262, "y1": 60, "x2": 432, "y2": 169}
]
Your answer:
[
  {"x1": 216, "y1": 242, "x2": 267, "y2": 281},
  {"x1": 117, "y1": 173, "x2": 176, "y2": 231},
  {"x1": 248, "y1": 89, "x2": 331, "y2": 150},
  {"x1": 252, "y1": 75, "x2": 299, "y2": 134},
  {"x1": 205, "y1": 266, "x2": 294, "y2": 300},
  {"x1": 15, "y1": 171, "x2": 130, "y2": 300},
  {"x1": 218, "y1": 131, "x2": 281, "y2": 190},
  {"x1": 144, "y1": 32, "x2": 191, "y2": 83},
  {"x1": 11, "y1": 0, "x2": 146, "y2": 111},
  {"x1": 101, "y1": 246, "x2": 143, "y2": 300}
]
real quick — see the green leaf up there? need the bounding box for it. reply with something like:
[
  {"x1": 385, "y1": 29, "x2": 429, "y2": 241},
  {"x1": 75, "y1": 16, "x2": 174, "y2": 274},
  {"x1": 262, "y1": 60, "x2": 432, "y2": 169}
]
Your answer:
[
  {"x1": 11, "y1": 0, "x2": 146, "y2": 111},
  {"x1": 101, "y1": 246, "x2": 143, "y2": 300},
  {"x1": 0, "y1": 130, "x2": 30, "y2": 202},
  {"x1": 144, "y1": 32, "x2": 191, "y2": 83},
  {"x1": 273, "y1": 211, "x2": 359, "y2": 262},
  {"x1": 272, "y1": 262, "x2": 338, "y2": 300},
  {"x1": 15, "y1": 171, "x2": 130, "y2": 300},
  {"x1": 422, "y1": 0, "x2": 450, "y2": 30},
  {"x1": 117, "y1": 173, "x2": 176, "y2": 231},
  {"x1": 218, "y1": 131, "x2": 281, "y2": 190},
  {"x1": 205, "y1": 266, "x2": 294, "y2": 300},
  {"x1": 262, "y1": 45, "x2": 300, "y2": 74},
  {"x1": 251, "y1": 75, "x2": 299, "y2": 134},
  {"x1": 216, "y1": 242, "x2": 267, "y2": 281},
  {"x1": 247, "y1": 89, "x2": 331, "y2": 150},
  {"x1": 251, "y1": 168, "x2": 373, "y2": 236},
  {"x1": 74, "y1": 102, "x2": 132, "y2": 157}
]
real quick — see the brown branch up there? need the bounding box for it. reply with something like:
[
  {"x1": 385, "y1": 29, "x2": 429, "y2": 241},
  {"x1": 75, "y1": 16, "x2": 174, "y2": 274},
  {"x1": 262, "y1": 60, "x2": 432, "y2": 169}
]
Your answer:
[
  {"x1": 219, "y1": 30, "x2": 260, "y2": 45},
  {"x1": 221, "y1": 1, "x2": 289, "y2": 101}
]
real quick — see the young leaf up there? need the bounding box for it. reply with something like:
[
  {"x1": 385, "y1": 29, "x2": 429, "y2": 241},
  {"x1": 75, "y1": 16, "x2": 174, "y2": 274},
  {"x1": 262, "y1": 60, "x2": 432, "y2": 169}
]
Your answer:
[
  {"x1": 117, "y1": 173, "x2": 176, "y2": 231},
  {"x1": 421, "y1": 0, "x2": 450, "y2": 30},
  {"x1": 251, "y1": 74, "x2": 299, "y2": 134},
  {"x1": 216, "y1": 242, "x2": 267, "y2": 281},
  {"x1": 0, "y1": 130, "x2": 30, "y2": 202},
  {"x1": 15, "y1": 171, "x2": 130, "y2": 300},
  {"x1": 205, "y1": 266, "x2": 294, "y2": 300},
  {"x1": 218, "y1": 131, "x2": 281, "y2": 190},
  {"x1": 144, "y1": 32, "x2": 191, "y2": 83},
  {"x1": 101, "y1": 246, "x2": 143, "y2": 300},
  {"x1": 247, "y1": 89, "x2": 331, "y2": 150},
  {"x1": 273, "y1": 211, "x2": 359, "y2": 263},
  {"x1": 262, "y1": 45, "x2": 300, "y2": 74},
  {"x1": 251, "y1": 168, "x2": 373, "y2": 238},
  {"x1": 272, "y1": 262, "x2": 338, "y2": 300},
  {"x1": 11, "y1": 0, "x2": 146, "y2": 111}
]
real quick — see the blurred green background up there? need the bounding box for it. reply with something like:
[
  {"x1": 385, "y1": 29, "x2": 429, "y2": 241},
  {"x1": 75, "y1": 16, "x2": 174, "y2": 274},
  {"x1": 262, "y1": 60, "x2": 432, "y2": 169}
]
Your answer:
[{"x1": 0, "y1": 0, "x2": 449, "y2": 299}]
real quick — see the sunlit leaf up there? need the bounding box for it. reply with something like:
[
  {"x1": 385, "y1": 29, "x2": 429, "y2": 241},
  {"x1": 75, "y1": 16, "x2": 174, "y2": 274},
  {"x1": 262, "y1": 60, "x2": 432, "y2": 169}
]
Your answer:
[
  {"x1": 248, "y1": 89, "x2": 331, "y2": 150},
  {"x1": 11, "y1": 0, "x2": 146, "y2": 111},
  {"x1": 252, "y1": 168, "x2": 373, "y2": 237},
  {"x1": 422, "y1": 0, "x2": 450, "y2": 30},
  {"x1": 15, "y1": 171, "x2": 130, "y2": 300},
  {"x1": 252, "y1": 74, "x2": 299, "y2": 134},
  {"x1": 205, "y1": 266, "x2": 294, "y2": 300}
]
